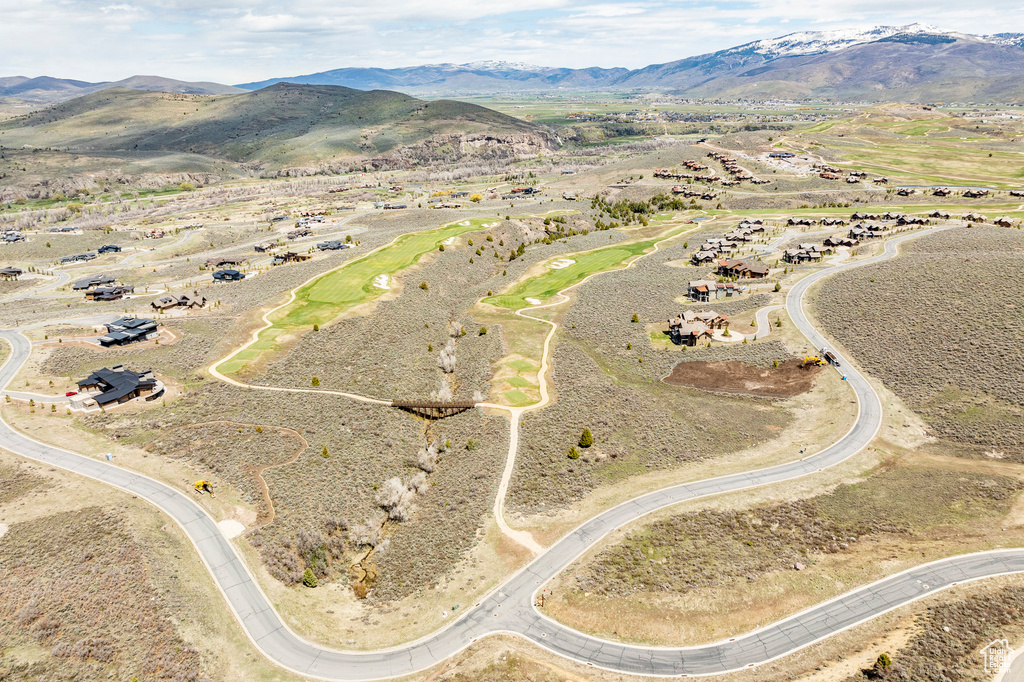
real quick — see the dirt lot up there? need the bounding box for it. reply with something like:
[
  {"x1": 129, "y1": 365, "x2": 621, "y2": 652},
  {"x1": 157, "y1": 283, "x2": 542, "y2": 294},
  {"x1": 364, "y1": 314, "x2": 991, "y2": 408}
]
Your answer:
[
  {"x1": 664, "y1": 358, "x2": 824, "y2": 397},
  {"x1": 815, "y1": 225, "x2": 1024, "y2": 461}
]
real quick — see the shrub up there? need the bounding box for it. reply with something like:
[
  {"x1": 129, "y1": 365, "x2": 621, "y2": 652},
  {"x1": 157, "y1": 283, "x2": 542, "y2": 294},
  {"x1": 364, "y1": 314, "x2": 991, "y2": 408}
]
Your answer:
[
  {"x1": 302, "y1": 568, "x2": 318, "y2": 587},
  {"x1": 470, "y1": 194, "x2": 482, "y2": 202},
  {"x1": 774, "y1": 282, "x2": 781, "y2": 292},
  {"x1": 419, "y1": 281, "x2": 428, "y2": 290},
  {"x1": 876, "y1": 653, "x2": 892, "y2": 669},
  {"x1": 438, "y1": 244, "x2": 445, "y2": 252},
  {"x1": 478, "y1": 326, "x2": 487, "y2": 335},
  {"x1": 567, "y1": 446, "x2": 580, "y2": 460},
  {"x1": 255, "y1": 425, "x2": 263, "y2": 433},
  {"x1": 179, "y1": 182, "x2": 195, "y2": 192},
  {"x1": 466, "y1": 438, "x2": 479, "y2": 451},
  {"x1": 321, "y1": 445, "x2": 329, "y2": 458},
  {"x1": 313, "y1": 324, "x2": 320, "y2": 331},
  {"x1": 579, "y1": 428, "x2": 594, "y2": 448},
  {"x1": 311, "y1": 376, "x2": 320, "y2": 386},
  {"x1": 631, "y1": 313, "x2": 639, "y2": 323}
]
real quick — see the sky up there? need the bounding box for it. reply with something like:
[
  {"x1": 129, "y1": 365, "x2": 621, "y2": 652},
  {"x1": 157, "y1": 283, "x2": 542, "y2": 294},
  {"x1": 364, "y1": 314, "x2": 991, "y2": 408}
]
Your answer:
[{"x1": 3, "y1": 0, "x2": 1024, "y2": 84}]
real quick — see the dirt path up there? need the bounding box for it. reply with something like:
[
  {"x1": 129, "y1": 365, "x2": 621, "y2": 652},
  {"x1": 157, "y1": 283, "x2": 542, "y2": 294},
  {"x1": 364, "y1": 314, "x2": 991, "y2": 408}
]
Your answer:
[
  {"x1": 479, "y1": 219, "x2": 707, "y2": 552},
  {"x1": 153, "y1": 420, "x2": 308, "y2": 525}
]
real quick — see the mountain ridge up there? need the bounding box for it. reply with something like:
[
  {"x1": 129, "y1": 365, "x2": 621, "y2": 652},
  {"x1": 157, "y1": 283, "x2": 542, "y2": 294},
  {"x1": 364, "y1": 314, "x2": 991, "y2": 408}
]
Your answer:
[
  {"x1": 7, "y1": 25, "x2": 1024, "y2": 104},
  {"x1": 233, "y1": 24, "x2": 1024, "y2": 101}
]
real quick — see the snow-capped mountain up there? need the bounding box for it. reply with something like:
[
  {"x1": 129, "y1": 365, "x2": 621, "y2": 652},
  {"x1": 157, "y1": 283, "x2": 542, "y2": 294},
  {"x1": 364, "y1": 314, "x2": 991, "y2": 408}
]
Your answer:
[
  {"x1": 736, "y1": 24, "x2": 947, "y2": 58},
  {"x1": 734, "y1": 24, "x2": 1024, "y2": 58},
  {"x1": 11, "y1": 25, "x2": 1024, "y2": 104}
]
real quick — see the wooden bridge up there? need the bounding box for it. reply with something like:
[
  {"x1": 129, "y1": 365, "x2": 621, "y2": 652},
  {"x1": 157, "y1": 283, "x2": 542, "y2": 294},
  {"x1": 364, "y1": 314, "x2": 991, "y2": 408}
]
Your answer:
[{"x1": 391, "y1": 400, "x2": 477, "y2": 419}]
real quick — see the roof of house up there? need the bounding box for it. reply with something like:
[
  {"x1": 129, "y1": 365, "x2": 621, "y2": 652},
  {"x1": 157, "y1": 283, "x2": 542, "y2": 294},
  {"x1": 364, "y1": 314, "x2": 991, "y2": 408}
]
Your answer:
[{"x1": 77, "y1": 366, "x2": 156, "y2": 405}]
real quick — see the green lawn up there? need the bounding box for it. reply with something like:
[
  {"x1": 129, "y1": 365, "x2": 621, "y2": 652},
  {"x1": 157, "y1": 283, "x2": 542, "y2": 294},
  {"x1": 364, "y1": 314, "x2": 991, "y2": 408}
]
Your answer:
[
  {"x1": 503, "y1": 389, "x2": 533, "y2": 406},
  {"x1": 216, "y1": 216, "x2": 496, "y2": 375},
  {"x1": 507, "y1": 360, "x2": 537, "y2": 372},
  {"x1": 483, "y1": 224, "x2": 690, "y2": 310}
]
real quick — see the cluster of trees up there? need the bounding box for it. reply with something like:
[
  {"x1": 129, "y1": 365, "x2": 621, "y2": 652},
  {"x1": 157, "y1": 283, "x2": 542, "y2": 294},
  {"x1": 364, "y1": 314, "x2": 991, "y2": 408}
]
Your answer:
[{"x1": 590, "y1": 193, "x2": 692, "y2": 228}]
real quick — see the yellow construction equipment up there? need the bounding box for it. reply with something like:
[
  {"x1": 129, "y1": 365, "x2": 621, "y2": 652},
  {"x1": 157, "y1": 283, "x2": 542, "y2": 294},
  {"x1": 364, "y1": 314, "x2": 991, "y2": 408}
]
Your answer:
[
  {"x1": 800, "y1": 356, "x2": 827, "y2": 369},
  {"x1": 194, "y1": 480, "x2": 215, "y2": 496}
]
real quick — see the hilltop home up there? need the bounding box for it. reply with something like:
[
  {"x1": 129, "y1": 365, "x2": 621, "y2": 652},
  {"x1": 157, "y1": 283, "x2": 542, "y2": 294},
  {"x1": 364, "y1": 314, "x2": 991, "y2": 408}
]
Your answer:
[
  {"x1": 99, "y1": 317, "x2": 158, "y2": 347},
  {"x1": 77, "y1": 365, "x2": 158, "y2": 406},
  {"x1": 85, "y1": 285, "x2": 134, "y2": 301},
  {"x1": 272, "y1": 251, "x2": 312, "y2": 265},
  {"x1": 151, "y1": 294, "x2": 206, "y2": 312},
  {"x1": 666, "y1": 310, "x2": 728, "y2": 346},
  {"x1": 316, "y1": 240, "x2": 350, "y2": 251},
  {"x1": 212, "y1": 269, "x2": 245, "y2": 282},
  {"x1": 687, "y1": 280, "x2": 740, "y2": 302},
  {"x1": 72, "y1": 274, "x2": 116, "y2": 290},
  {"x1": 0, "y1": 267, "x2": 22, "y2": 280},
  {"x1": 97, "y1": 244, "x2": 122, "y2": 254},
  {"x1": 690, "y1": 250, "x2": 717, "y2": 265},
  {"x1": 716, "y1": 259, "x2": 769, "y2": 279},
  {"x1": 823, "y1": 236, "x2": 858, "y2": 248},
  {"x1": 60, "y1": 253, "x2": 97, "y2": 264},
  {"x1": 206, "y1": 257, "x2": 243, "y2": 268}
]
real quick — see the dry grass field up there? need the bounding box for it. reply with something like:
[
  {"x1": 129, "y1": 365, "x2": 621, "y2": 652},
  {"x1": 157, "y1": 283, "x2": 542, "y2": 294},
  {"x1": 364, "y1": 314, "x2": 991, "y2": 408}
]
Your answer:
[
  {"x1": 545, "y1": 455, "x2": 1024, "y2": 647},
  {"x1": 89, "y1": 381, "x2": 509, "y2": 603},
  {"x1": 814, "y1": 226, "x2": 1024, "y2": 460}
]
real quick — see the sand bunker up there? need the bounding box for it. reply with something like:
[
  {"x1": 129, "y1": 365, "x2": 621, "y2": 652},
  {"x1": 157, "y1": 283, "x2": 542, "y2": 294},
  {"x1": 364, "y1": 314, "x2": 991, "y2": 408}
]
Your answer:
[
  {"x1": 548, "y1": 258, "x2": 576, "y2": 270},
  {"x1": 525, "y1": 297, "x2": 543, "y2": 305},
  {"x1": 373, "y1": 274, "x2": 390, "y2": 290}
]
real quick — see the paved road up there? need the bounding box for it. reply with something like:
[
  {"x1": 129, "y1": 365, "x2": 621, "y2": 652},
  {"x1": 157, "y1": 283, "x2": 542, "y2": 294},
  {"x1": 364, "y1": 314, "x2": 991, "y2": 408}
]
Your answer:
[{"x1": 5, "y1": 224, "x2": 1020, "y2": 679}]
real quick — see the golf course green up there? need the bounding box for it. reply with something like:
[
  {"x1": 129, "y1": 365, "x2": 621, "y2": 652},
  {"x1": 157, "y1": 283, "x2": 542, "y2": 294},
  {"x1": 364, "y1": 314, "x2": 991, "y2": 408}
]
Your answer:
[
  {"x1": 217, "y1": 216, "x2": 496, "y2": 375},
  {"x1": 483, "y1": 224, "x2": 692, "y2": 310}
]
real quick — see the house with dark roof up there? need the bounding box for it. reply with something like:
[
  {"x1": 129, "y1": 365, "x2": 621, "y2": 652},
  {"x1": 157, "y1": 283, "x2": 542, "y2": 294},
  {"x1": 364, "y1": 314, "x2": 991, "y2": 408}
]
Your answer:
[
  {"x1": 151, "y1": 294, "x2": 207, "y2": 312},
  {"x1": 77, "y1": 365, "x2": 159, "y2": 406},
  {"x1": 317, "y1": 240, "x2": 350, "y2": 251},
  {"x1": 0, "y1": 267, "x2": 23, "y2": 280},
  {"x1": 3, "y1": 231, "x2": 25, "y2": 243},
  {"x1": 272, "y1": 251, "x2": 312, "y2": 265},
  {"x1": 212, "y1": 269, "x2": 245, "y2": 282},
  {"x1": 73, "y1": 274, "x2": 116, "y2": 290},
  {"x1": 97, "y1": 245, "x2": 122, "y2": 254},
  {"x1": 60, "y1": 253, "x2": 97, "y2": 264},
  {"x1": 98, "y1": 317, "x2": 158, "y2": 346},
  {"x1": 85, "y1": 285, "x2": 134, "y2": 301}
]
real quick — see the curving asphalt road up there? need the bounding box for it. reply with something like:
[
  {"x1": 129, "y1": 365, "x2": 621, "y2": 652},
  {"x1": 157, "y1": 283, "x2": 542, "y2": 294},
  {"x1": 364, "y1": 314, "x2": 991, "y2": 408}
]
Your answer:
[{"x1": 4, "y1": 223, "x2": 1021, "y2": 679}]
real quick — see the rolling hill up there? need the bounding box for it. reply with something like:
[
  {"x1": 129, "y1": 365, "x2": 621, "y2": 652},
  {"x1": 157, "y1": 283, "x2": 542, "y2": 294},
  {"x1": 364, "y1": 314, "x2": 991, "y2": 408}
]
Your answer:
[
  {"x1": 0, "y1": 83, "x2": 554, "y2": 167},
  {"x1": 0, "y1": 75, "x2": 242, "y2": 104}
]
